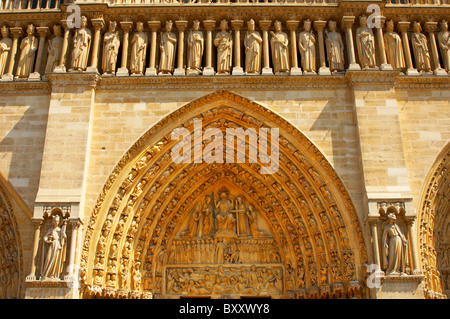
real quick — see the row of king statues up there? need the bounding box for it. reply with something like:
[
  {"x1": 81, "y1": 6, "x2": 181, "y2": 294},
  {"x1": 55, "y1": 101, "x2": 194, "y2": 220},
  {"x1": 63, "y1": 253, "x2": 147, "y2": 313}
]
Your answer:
[{"x1": 1, "y1": 16, "x2": 449, "y2": 79}]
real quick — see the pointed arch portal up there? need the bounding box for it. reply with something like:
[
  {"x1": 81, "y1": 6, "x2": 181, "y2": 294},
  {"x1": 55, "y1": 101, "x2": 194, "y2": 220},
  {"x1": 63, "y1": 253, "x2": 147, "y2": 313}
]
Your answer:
[{"x1": 81, "y1": 91, "x2": 367, "y2": 299}]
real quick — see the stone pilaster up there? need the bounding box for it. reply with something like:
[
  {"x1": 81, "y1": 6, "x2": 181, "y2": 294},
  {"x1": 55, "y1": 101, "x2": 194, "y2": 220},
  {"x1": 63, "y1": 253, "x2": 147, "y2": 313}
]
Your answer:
[
  {"x1": 341, "y1": 16, "x2": 361, "y2": 70},
  {"x1": 287, "y1": 20, "x2": 302, "y2": 75},
  {"x1": 231, "y1": 20, "x2": 244, "y2": 76},
  {"x1": 146, "y1": 21, "x2": 160, "y2": 76},
  {"x1": 117, "y1": 21, "x2": 133, "y2": 77},
  {"x1": 87, "y1": 18, "x2": 105, "y2": 74},
  {"x1": 259, "y1": 20, "x2": 273, "y2": 75},
  {"x1": 174, "y1": 20, "x2": 188, "y2": 76},
  {"x1": 203, "y1": 20, "x2": 216, "y2": 76}
]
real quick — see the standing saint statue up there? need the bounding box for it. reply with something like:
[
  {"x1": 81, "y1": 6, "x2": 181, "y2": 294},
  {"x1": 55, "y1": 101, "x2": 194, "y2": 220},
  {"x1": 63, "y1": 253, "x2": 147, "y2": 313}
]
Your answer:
[
  {"x1": 130, "y1": 22, "x2": 148, "y2": 76},
  {"x1": 383, "y1": 20, "x2": 405, "y2": 71},
  {"x1": 41, "y1": 214, "x2": 67, "y2": 280},
  {"x1": 15, "y1": 24, "x2": 38, "y2": 79},
  {"x1": 202, "y1": 196, "x2": 214, "y2": 237},
  {"x1": 298, "y1": 19, "x2": 316, "y2": 74},
  {"x1": 247, "y1": 204, "x2": 260, "y2": 238},
  {"x1": 437, "y1": 20, "x2": 450, "y2": 72},
  {"x1": 411, "y1": 21, "x2": 432, "y2": 74},
  {"x1": 234, "y1": 196, "x2": 248, "y2": 237},
  {"x1": 244, "y1": 19, "x2": 262, "y2": 75},
  {"x1": 270, "y1": 20, "x2": 289, "y2": 75},
  {"x1": 381, "y1": 213, "x2": 408, "y2": 276},
  {"x1": 214, "y1": 19, "x2": 233, "y2": 75},
  {"x1": 102, "y1": 21, "x2": 120, "y2": 75},
  {"x1": 325, "y1": 20, "x2": 345, "y2": 73},
  {"x1": 159, "y1": 20, "x2": 177, "y2": 75},
  {"x1": 355, "y1": 15, "x2": 377, "y2": 69},
  {"x1": 0, "y1": 26, "x2": 12, "y2": 77},
  {"x1": 215, "y1": 192, "x2": 237, "y2": 238},
  {"x1": 187, "y1": 20, "x2": 204, "y2": 75},
  {"x1": 45, "y1": 25, "x2": 63, "y2": 74},
  {"x1": 184, "y1": 203, "x2": 202, "y2": 238},
  {"x1": 70, "y1": 16, "x2": 92, "y2": 72}
]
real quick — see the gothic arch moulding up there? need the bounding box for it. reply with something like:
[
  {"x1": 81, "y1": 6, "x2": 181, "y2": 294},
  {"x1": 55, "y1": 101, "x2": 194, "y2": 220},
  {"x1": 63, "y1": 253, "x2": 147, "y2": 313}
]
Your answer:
[
  {"x1": 418, "y1": 141, "x2": 450, "y2": 299},
  {"x1": 0, "y1": 171, "x2": 28, "y2": 298},
  {"x1": 80, "y1": 90, "x2": 368, "y2": 299}
]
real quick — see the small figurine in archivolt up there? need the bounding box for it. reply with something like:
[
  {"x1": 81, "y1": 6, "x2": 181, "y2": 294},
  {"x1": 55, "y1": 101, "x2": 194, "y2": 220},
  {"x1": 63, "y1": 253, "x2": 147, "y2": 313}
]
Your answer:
[
  {"x1": 381, "y1": 212, "x2": 408, "y2": 276},
  {"x1": 41, "y1": 211, "x2": 67, "y2": 280}
]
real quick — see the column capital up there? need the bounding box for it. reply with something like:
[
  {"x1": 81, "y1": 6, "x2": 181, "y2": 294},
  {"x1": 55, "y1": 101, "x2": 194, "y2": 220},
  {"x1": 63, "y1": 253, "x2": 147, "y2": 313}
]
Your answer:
[
  {"x1": 91, "y1": 18, "x2": 105, "y2": 31},
  {"x1": 424, "y1": 21, "x2": 438, "y2": 33},
  {"x1": 259, "y1": 20, "x2": 272, "y2": 31},
  {"x1": 313, "y1": 20, "x2": 327, "y2": 32},
  {"x1": 148, "y1": 21, "x2": 161, "y2": 31},
  {"x1": 231, "y1": 20, "x2": 244, "y2": 30},
  {"x1": 31, "y1": 218, "x2": 44, "y2": 229},
  {"x1": 9, "y1": 27, "x2": 23, "y2": 38},
  {"x1": 120, "y1": 21, "x2": 134, "y2": 32},
  {"x1": 341, "y1": 16, "x2": 355, "y2": 29},
  {"x1": 175, "y1": 20, "x2": 188, "y2": 31},
  {"x1": 36, "y1": 26, "x2": 50, "y2": 38},
  {"x1": 203, "y1": 20, "x2": 216, "y2": 31},
  {"x1": 286, "y1": 20, "x2": 299, "y2": 31},
  {"x1": 397, "y1": 21, "x2": 411, "y2": 33}
]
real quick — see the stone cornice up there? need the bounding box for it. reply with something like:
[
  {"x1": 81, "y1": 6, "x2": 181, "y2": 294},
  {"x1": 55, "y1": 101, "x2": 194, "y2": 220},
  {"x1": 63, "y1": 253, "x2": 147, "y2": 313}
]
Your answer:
[
  {"x1": 46, "y1": 72, "x2": 101, "y2": 89},
  {"x1": 0, "y1": 80, "x2": 51, "y2": 95}
]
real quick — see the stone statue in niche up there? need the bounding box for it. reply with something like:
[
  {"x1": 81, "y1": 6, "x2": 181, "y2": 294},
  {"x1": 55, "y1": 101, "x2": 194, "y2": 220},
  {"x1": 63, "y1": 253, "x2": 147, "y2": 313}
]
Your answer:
[
  {"x1": 70, "y1": 16, "x2": 92, "y2": 72},
  {"x1": 187, "y1": 20, "x2": 204, "y2": 75},
  {"x1": 355, "y1": 15, "x2": 377, "y2": 69},
  {"x1": 159, "y1": 20, "x2": 177, "y2": 75},
  {"x1": 298, "y1": 19, "x2": 316, "y2": 74},
  {"x1": 102, "y1": 21, "x2": 120, "y2": 75},
  {"x1": 0, "y1": 26, "x2": 12, "y2": 77},
  {"x1": 41, "y1": 214, "x2": 67, "y2": 280},
  {"x1": 383, "y1": 20, "x2": 405, "y2": 71},
  {"x1": 214, "y1": 19, "x2": 233, "y2": 75},
  {"x1": 15, "y1": 24, "x2": 38, "y2": 79},
  {"x1": 244, "y1": 19, "x2": 262, "y2": 75},
  {"x1": 325, "y1": 20, "x2": 345, "y2": 73},
  {"x1": 130, "y1": 22, "x2": 148, "y2": 76},
  {"x1": 437, "y1": 20, "x2": 450, "y2": 72},
  {"x1": 270, "y1": 20, "x2": 289, "y2": 75},
  {"x1": 411, "y1": 21, "x2": 432, "y2": 74},
  {"x1": 45, "y1": 25, "x2": 63, "y2": 74},
  {"x1": 381, "y1": 212, "x2": 408, "y2": 276}
]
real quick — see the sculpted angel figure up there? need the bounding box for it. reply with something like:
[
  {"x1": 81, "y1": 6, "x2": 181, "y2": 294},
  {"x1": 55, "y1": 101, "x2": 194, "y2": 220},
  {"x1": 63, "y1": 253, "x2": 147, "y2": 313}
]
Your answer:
[
  {"x1": 41, "y1": 214, "x2": 67, "y2": 280},
  {"x1": 270, "y1": 20, "x2": 289, "y2": 74},
  {"x1": 381, "y1": 213, "x2": 408, "y2": 276},
  {"x1": 130, "y1": 22, "x2": 148, "y2": 75},
  {"x1": 411, "y1": 21, "x2": 432, "y2": 74},
  {"x1": 438, "y1": 20, "x2": 450, "y2": 72},
  {"x1": 355, "y1": 15, "x2": 377, "y2": 69},
  {"x1": 159, "y1": 20, "x2": 177, "y2": 75},
  {"x1": 298, "y1": 19, "x2": 316, "y2": 74},
  {"x1": 45, "y1": 25, "x2": 63, "y2": 73},
  {"x1": 70, "y1": 16, "x2": 91, "y2": 71},
  {"x1": 0, "y1": 26, "x2": 12, "y2": 77},
  {"x1": 187, "y1": 20, "x2": 204, "y2": 75},
  {"x1": 244, "y1": 19, "x2": 262, "y2": 75},
  {"x1": 102, "y1": 21, "x2": 121, "y2": 75},
  {"x1": 383, "y1": 20, "x2": 405, "y2": 70},
  {"x1": 15, "y1": 24, "x2": 38, "y2": 79},
  {"x1": 214, "y1": 19, "x2": 233, "y2": 75},
  {"x1": 325, "y1": 20, "x2": 345, "y2": 73}
]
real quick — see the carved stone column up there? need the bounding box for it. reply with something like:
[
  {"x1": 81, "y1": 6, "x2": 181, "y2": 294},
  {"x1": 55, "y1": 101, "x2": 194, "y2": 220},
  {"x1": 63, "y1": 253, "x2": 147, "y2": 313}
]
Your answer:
[
  {"x1": 87, "y1": 17, "x2": 105, "y2": 73},
  {"x1": 397, "y1": 22, "x2": 419, "y2": 76},
  {"x1": 405, "y1": 218, "x2": 422, "y2": 275},
  {"x1": 146, "y1": 21, "x2": 160, "y2": 76},
  {"x1": 366, "y1": 217, "x2": 381, "y2": 268},
  {"x1": 0, "y1": 26, "x2": 22, "y2": 81},
  {"x1": 26, "y1": 219, "x2": 43, "y2": 281},
  {"x1": 231, "y1": 20, "x2": 244, "y2": 75},
  {"x1": 117, "y1": 21, "x2": 133, "y2": 77},
  {"x1": 29, "y1": 26, "x2": 49, "y2": 81},
  {"x1": 341, "y1": 16, "x2": 361, "y2": 70},
  {"x1": 313, "y1": 20, "x2": 331, "y2": 75},
  {"x1": 424, "y1": 21, "x2": 447, "y2": 76},
  {"x1": 64, "y1": 219, "x2": 82, "y2": 279},
  {"x1": 203, "y1": 20, "x2": 216, "y2": 76},
  {"x1": 174, "y1": 20, "x2": 188, "y2": 76},
  {"x1": 259, "y1": 20, "x2": 273, "y2": 75},
  {"x1": 286, "y1": 20, "x2": 302, "y2": 75},
  {"x1": 54, "y1": 20, "x2": 71, "y2": 73},
  {"x1": 375, "y1": 17, "x2": 393, "y2": 71}
]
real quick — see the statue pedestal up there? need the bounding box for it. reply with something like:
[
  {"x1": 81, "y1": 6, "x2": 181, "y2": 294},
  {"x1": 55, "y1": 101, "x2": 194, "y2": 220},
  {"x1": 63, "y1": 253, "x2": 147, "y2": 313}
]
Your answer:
[
  {"x1": 289, "y1": 67, "x2": 303, "y2": 76},
  {"x1": 25, "y1": 279, "x2": 80, "y2": 299},
  {"x1": 373, "y1": 275, "x2": 424, "y2": 299},
  {"x1": 145, "y1": 67, "x2": 158, "y2": 76},
  {"x1": 261, "y1": 67, "x2": 273, "y2": 75},
  {"x1": 203, "y1": 66, "x2": 215, "y2": 76},
  {"x1": 173, "y1": 67, "x2": 186, "y2": 76},
  {"x1": 116, "y1": 67, "x2": 129, "y2": 77},
  {"x1": 0, "y1": 73, "x2": 14, "y2": 81},
  {"x1": 232, "y1": 66, "x2": 244, "y2": 75}
]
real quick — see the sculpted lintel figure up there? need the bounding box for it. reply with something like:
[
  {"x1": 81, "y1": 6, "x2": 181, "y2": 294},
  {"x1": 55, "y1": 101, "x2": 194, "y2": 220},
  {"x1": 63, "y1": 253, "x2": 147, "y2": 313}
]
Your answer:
[
  {"x1": 325, "y1": 20, "x2": 345, "y2": 73},
  {"x1": 381, "y1": 213, "x2": 408, "y2": 276},
  {"x1": 41, "y1": 214, "x2": 67, "y2": 280},
  {"x1": 270, "y1": 20, "x2": 290, "y2": 75},
  {"x1": 356, "y1": 15, "x2": 377, "y2": 69},
  {"x1": 437, "y1": 20, "x2": 450, "y2": 72},
  {"x1": 130, "y1": 22, "x2": 148, "y2": 75},
  {"x1": 70, "y1": 16, "x2": 92, "y2": 71},
  {"x1": 0, "y1": 26, "x2": 12, "y2": 77},
  {"x1": 411, "y1": 21, "x2": 432, "y2": 74},
  {"x1": 214, "y1": 19, "x2": 233, "y2": 75},
  {"x1": 244, "y1": 19, "x2": 262, "y2": 75},
  {"x1": 159, "y1": 20, "x2": 177, "y2": 75},
  {"x1": 45, "y1": 25, "x2": 63, "y2": 74},
  {"x1": 15, "y1": 24, "x2": 38, "y2": 79},
  {"x1": 187, "y1": 20, "x2": 204, "y2": 75},
  {"x1": 102, "y1": 21, "x2": 120, "y2": 75},
  {"x1": 298, "y1": 19, "x2": 316, "y2": 74},
  {"x1": 383, "y1": 20, "x2": 405, "y2": 70}
]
